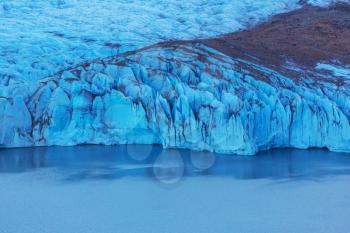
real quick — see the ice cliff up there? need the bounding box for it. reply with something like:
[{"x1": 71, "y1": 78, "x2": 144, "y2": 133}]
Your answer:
[
  {"x1": 0, "y1": 2, "x2": 350, "y2": 155},
  {"x1": 1, "y1": 42, "x2": 349, "y2": 154}
]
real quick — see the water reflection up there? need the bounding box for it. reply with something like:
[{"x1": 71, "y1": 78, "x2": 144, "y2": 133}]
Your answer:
[{"x1": 0, "y1": 145, "x2": 349, "y2": 182}]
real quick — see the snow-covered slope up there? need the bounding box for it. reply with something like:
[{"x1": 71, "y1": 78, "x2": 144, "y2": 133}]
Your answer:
[
  {"x1": 0, "y1": 2, "x2": 350, "y2": 154},
  {"x1": 0, "y1": 0, "x2": 347, "y2": 81}
]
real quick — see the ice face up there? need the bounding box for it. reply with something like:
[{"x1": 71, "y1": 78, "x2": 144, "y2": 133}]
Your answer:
[{"x1": 1, "y1": 42, "x2": 349, "y2": 155}]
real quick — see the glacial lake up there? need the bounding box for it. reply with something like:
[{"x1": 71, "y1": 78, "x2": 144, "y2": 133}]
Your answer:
[{"x1": 0, "y1": 145, "x2": 350, "y2": 233}]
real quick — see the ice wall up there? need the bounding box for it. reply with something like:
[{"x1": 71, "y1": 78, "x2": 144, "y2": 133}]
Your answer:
[{"x1": 1, "y1": 44, "x2": 349, "y2": 154}]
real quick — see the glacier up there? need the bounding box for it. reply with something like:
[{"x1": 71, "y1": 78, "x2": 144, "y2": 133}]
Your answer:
[
  {"x1": 0, "y1": 1, "x2": 350, "y2": 155},
  {"x1": 1, "y1": 42, "x2": 349, "y2": 154}
]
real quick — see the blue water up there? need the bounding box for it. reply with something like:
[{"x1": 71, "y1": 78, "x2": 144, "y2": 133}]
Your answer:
[
  {"x1": 1, "y1": 145, "x2": 350, "y2": 180},
  {"x1": 0, "y1": 146, "x2": 350, "y2": 233}
]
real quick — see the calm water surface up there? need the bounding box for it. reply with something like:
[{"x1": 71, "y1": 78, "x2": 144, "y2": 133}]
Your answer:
[
  {"x1": 0, "y1": 146, "x2": 349, "y2": 233},
  {"x1": 1, "y1": 145, "x2": 350, "y2": 180}
]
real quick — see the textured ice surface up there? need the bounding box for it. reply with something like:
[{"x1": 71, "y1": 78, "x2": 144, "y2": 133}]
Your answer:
[
  {"x1": 0, "y1": 0, "x2": 347, "y2": 80},
  {"x1": 1, "y1": 42, "x2": 349, "y2": 154},
  {"x1": 316, "y1": 63, "x2": 350, "y2": 78}
]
